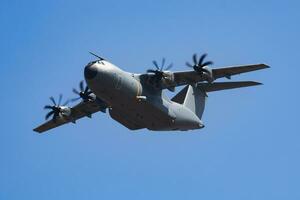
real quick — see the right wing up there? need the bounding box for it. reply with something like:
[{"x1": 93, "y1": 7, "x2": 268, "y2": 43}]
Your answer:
[
  {"x1": 171, "y1": 63, "x2": 269, "y2": 87},
  {"x1": 212, "y1": 64, "x2": 269, "y2": 79},
  {"x1": 33, "y1": 99, "x2": 107, "y2": 133}
]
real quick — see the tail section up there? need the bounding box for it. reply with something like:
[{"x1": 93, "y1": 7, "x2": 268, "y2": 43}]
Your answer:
[
  {"x1": 171, "y1": 85, "x2": 206, "y2": 120},
  {"x1": 183, "y1": 85, "x2": 206, "y2": 119},
  {"x1": 171, "y1": 81, "x2": 262, "y2": 120}
]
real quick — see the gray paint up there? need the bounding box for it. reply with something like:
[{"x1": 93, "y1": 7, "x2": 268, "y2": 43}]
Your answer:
[
  {"x1": 33, "y1": 58, "x2": 268, "y2": 133},
  {"x1": 85, "y1": 60, "x2": 203, "y2": 131}
]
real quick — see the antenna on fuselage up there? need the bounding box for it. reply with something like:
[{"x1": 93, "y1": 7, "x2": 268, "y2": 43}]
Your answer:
[{"x1": 89, "y1": 51, "x2": 105, "y2": 61}]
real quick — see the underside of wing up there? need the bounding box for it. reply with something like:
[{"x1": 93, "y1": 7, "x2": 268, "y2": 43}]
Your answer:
[
  {"x1": 197, "y1": 81, "x2": 262, "y2": 92},
  {"x1": 33, "y1": 100, "x2": 107, "y2": 133}
]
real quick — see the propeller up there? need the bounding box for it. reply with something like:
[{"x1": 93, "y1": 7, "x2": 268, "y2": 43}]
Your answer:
[
  {"x1": 71, "y1": 80, "x2": 94, "y2": 102},
  {"x1": 186, "y1": 53, "x2": 213, "y2": 74},
  {"x1": 44, "y1": 94, "x2": 69, "y2": 121},
  {"x1": 147, "y1": 58, "x2": 173, "y2": 81}
]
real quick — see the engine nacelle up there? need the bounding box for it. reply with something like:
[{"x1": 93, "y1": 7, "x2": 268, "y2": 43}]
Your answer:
[
  {"x1": 60, "y1": 106, "x2": 72, "y2": 117},
  {"x1": 202, "y1": 66, "x2": 214, "y2": 83},
  {"x1": 161, "y1": 71, "x2": 175, "y2": 87}
]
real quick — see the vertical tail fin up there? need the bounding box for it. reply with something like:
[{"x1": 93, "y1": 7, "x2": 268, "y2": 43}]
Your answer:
[
  {"x1": 183, "y1": 85, "x2": 207, "y2": 119},
  {"x1": 171, "y1": 84, "x2": 206, "y2": 119}
]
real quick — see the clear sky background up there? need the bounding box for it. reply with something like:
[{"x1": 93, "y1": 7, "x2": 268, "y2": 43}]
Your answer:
[{"x1": 1, "y1": 0, "x2": 299, "y2": 199}]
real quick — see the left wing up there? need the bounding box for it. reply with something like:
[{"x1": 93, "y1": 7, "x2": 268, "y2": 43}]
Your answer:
[
  {"x1": 171, "y1": 64, "x2": 269, "y2": 87},
  {"x1": 33, "y1": 100, "x2": 107, "y2": 133}
]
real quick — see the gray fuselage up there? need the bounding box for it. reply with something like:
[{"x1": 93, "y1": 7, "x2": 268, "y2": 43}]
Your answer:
[{"x1": 84, "y1": 60, "x2": 202, "y2": 131}]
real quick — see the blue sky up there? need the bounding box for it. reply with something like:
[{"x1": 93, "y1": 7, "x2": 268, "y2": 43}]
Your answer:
[{"x1": 1, "y1": 0, "x2": 299, "y2": 199}]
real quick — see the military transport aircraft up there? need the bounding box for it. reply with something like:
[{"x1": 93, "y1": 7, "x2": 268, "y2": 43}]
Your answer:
[{"x1": 33, "y1": 52, "x2": 269, "y2": 133}]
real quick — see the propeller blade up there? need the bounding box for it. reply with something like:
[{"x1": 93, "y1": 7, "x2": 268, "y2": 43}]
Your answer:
[
  {"x1": 202, "y1": 61, "x2": 213, "y2": 67},
  {"x1": 186, "y1": 62, "x2": 193, "y2": 68},
  {"x1": 199, "y1": 53, "x2": 207, "y2": 66},
  {"x1": 62, "y1": 99, "x2": 70, "y2": 106},
  {"x1": 45, "y1": 110, "x2": 55, "y2": 120},
  {"x1": 165, "y1": 63, "x2": 173, "y2": 71},
  {"x1": 79, "y1": 81, "x2": 84, "y2": 92},
  {"x1": 193, "y1": 54, "x2": 198, "y2": 65},
  {"x1": 71, "y1": 97, "x2": 81, "y2": 102},
  {"x1": 58, "y1": 94, "x2": 62, "y2": 106},
  {"x1": 72, "y1": 88, "x2": 80, "y2": 95},
  {"x1": 50, "y1": 96, "x2": 56, "y2": 105},
  {"x1": 72, "y1": 81, "x2": 94, "y2": 102},
  {"x1": 152, "y1": 60, "x2": 159, "y2": 70},
  {"x1": 147, "y1": 69, "x2": 157, "y2": 73},
  {"x1": 84, "y1": 85, "x2": 89, "y2": 94},
  {"x1": 161, "y1": 58, "x2": 166, "y2": 70},
  {"x1": 44, "y1": 105, "x2": 53, "y2": 110},
  {"x1": 148, "y1": 58, "x2": 173, "y2": 85}
]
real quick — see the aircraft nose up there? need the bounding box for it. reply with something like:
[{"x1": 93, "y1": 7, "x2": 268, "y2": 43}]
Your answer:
[{"x1": 84, "y1": 62, "x2": 98, "y2": 80}]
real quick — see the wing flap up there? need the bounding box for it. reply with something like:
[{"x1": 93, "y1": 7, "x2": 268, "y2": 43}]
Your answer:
[{"x1": 197, "y1": 81, "x2": 262, "y2": 92}]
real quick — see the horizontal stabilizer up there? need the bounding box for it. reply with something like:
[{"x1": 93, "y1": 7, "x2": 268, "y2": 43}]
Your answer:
[{"x1": 197, "y1": 81, "x2": 262, "y2": 92}]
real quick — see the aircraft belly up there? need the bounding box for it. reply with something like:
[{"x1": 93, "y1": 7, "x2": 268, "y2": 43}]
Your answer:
[
  {"x1": 108, "y1": 99, "x2": 171, "y2": 131},
  {"x1": 89, "y1": 71, "x2": 199, "y2": 131},
  {"x1": 137, "y1": 101, "x2": 173, "y2": 130},
  {"x1": 109, "y1": 108, "x2": 145, "y2": 130},
  {"x1": 108, "y1": 94, "x2": 202, "y2": 131}
]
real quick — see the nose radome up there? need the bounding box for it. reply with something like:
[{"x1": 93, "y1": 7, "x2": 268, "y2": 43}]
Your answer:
[{"x1": 84, "y1": 63, "x2": 98, "y2": 80}]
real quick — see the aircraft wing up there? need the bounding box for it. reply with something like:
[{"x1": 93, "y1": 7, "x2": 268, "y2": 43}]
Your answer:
[
  {"x1": 212, "y1": 64, "x2": 269, "y2": 79},
  {"x1": 172, "y1": 64, "x2": 269, "y2": 87},
  {"x1": 33, "y1": 99, "x2": 107, "y2": 133}
]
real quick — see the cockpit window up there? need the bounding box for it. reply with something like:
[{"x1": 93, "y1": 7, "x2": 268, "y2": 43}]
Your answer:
[
  {"x1": 86, "y1": 60, "x2": 105, "y2": 67},
  {"x1": 97, "y1": 60, "x2": 105, "y2": 65}
]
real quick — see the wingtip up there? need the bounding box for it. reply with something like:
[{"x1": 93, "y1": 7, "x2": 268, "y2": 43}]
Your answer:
[
  {"x1": 33, "y1": 128, "x2": 42, "y2": 133},
  {"x1": 249, "y1": 81, "x2": 263, "y2": 86},
  {"x1": 261, "y1": 63, "x2": 270, "y2": 68}
]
